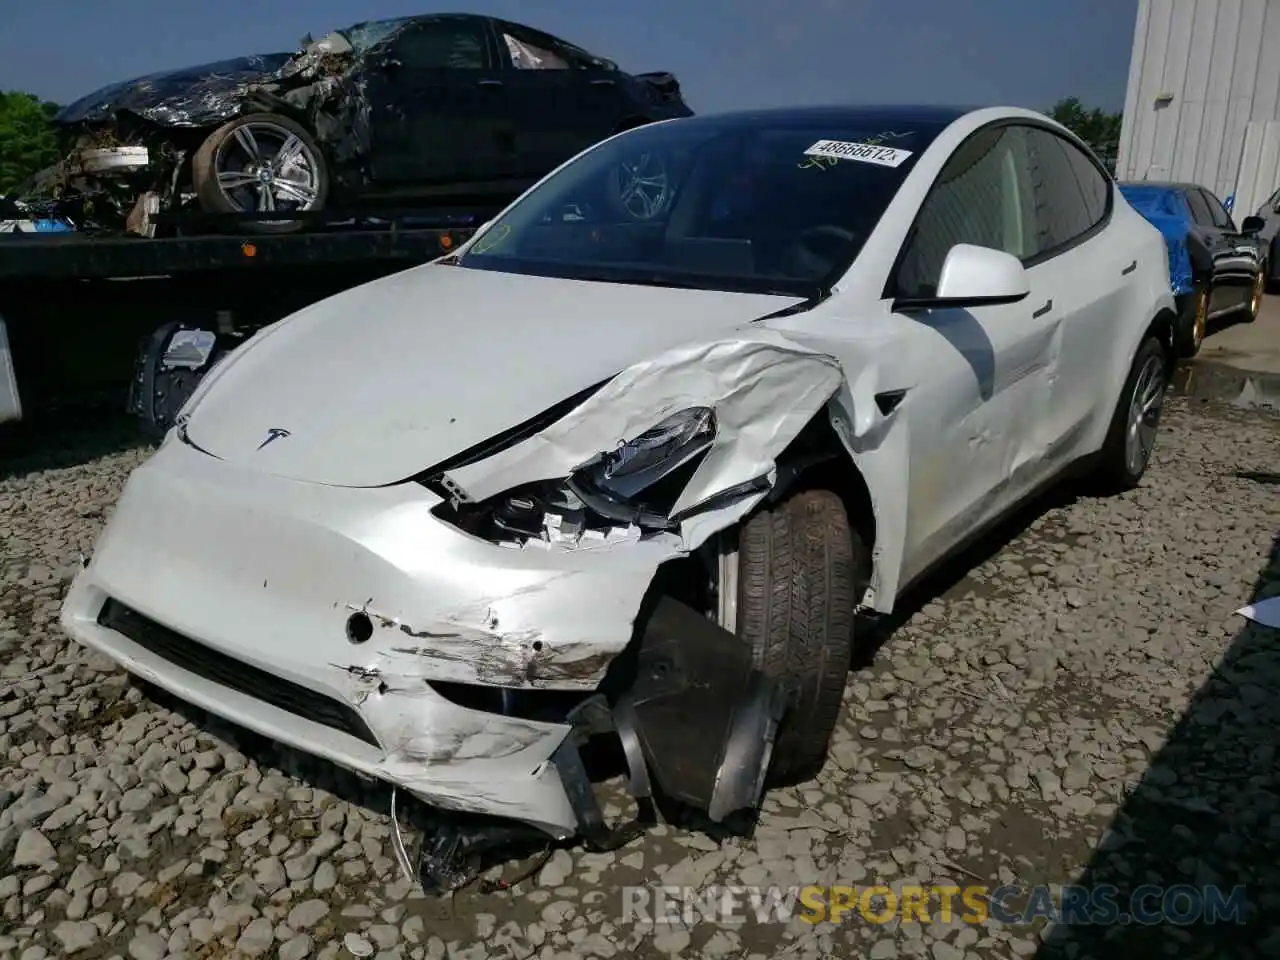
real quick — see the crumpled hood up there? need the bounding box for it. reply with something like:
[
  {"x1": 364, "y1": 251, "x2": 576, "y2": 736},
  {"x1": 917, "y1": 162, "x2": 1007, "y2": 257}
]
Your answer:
[
  {"x1": 182, "y1": 264, "x2": 806, "y2": 488},
  {"x1": 55, "y1": 53, "x2": 295, "y2": 127}
]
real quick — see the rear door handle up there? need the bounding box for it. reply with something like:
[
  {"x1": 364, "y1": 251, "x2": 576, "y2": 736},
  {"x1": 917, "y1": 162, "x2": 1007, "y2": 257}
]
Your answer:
[
  {"x1": 1122, "y1": 260, "x2": 1137, "y2": 275},
  {"x1": 477, "y1": 78, "x2": 504, "y2": 88},
  {"x1": 1033, "y1": 299, "x2": 1053, "y2": 318}
]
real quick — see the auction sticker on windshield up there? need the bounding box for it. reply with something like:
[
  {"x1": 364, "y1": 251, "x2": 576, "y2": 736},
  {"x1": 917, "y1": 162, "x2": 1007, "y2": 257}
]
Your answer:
[{"x1": 803, "y1": 140, "x2": 913, "y2": 167}]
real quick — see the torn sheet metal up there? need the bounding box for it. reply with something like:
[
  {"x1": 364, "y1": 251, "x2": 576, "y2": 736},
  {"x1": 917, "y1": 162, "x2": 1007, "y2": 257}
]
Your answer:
[
  {"x1": 442, "y1": 328, "x2": 845, "y2": 551},
  {"x1": 55, "y1": 54, "x2": 297, "y2": 128},
  {"x1": 332, "y1": 535, "x2": 684, "y2": 691}
]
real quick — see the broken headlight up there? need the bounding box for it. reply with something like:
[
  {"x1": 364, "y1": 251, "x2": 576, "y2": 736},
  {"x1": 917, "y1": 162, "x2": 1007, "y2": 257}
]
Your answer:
[
  {"x1": 567, "y1": 407, "x2": 716, "y2": 527},
  {"x1": 434, "y1": 407, "x2": 717, "y2": 544}
]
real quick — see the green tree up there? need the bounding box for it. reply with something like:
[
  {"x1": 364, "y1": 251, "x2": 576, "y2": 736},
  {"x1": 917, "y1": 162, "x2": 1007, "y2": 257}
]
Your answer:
[
  {"x1": 1048, "y1": 97, "x2": 1122, "y2": 170},
  {"x1": 0, "y1": 91, "x2": 61, "y2": 195}
]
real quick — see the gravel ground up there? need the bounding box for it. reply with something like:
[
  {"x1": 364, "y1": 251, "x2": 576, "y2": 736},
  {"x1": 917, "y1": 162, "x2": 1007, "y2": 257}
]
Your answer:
[{"x1": 1, "y1": 391, "x2": 1278, "y2": 960}]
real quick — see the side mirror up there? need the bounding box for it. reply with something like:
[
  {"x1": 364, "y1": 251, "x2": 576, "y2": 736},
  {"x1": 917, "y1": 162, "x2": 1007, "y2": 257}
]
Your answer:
[
  {"x1": 894, "y1": 244, "x2": 1030, "y2": 311},
  {"x1": 1241, "y1": 215, "x2": 1266, "y2": 234}
]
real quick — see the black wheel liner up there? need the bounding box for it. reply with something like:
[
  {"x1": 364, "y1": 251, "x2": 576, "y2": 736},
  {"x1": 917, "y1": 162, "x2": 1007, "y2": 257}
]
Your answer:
[{"x1": 127, "y1": 321, "x2": 233, "y2": 439}]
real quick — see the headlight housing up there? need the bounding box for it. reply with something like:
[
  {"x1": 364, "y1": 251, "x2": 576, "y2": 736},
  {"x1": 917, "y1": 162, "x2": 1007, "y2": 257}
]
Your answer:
[
  {"x1": 434, "y1": 407, "x2": 718, "y2": 545},
  {"x1": 574, "y1": 406, "x2": 715, "y2": 501}
]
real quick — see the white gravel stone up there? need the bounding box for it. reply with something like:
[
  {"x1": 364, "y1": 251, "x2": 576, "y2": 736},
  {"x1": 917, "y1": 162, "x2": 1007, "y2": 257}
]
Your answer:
[{"x1": 12, "y1": 829, "x2": 55, "y2": 866}]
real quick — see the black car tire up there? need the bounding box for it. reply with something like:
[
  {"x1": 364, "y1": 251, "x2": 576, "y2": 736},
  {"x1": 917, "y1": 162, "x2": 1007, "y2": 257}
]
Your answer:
[
  {"x1": 1093, "y1": 335, "x2": 1168, "y2": 493},
  {"x1": 1269, "y1": 237, "x2": 1280, "y2": 293},
  {"x1": 1174, "y1": 283, "x2": 1209, "y2": 358},
  {"x1": 193, "y1": 114, "x2": 329, "y2": 235},
  {"x1": 735, "y1": 488, "x2": 859, "y2": 786}
]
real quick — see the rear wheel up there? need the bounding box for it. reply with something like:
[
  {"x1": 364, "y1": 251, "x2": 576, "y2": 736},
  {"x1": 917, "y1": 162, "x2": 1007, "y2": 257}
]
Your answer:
[
  {"x1": 1246, "y1": 266, "x2": 1265, "y2": 322},
  {"x1": 192, "y1": 113, "x2": 328, "y2": 235},
  {"x1": 1093, "y1": 335, "x2": 1168, "y2": 493},
  {"x1": 1174, "y1": 284, "x2": 1209, "y2": 358},
  {"x1": 723, "y1": 488, "x2": 861, "y2": 785}
]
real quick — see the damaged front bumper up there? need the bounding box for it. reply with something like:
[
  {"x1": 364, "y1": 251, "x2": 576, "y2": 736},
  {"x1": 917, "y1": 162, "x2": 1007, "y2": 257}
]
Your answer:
[
  {"x1": 59, "y1": 434, "x2": 786, "y2": 865},
  {"x1": 21, "y1": 140, "x2": 171, "y2": 236}
]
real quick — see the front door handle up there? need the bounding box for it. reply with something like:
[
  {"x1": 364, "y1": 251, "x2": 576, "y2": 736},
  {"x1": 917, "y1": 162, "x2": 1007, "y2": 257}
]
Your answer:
[
  {"x1": 1033, "y1": 299, "x2": 1053, "y2": 318},
  {"x1": 1122, "y1": 260, "x2": 1137, "y2": 275},
  {"x1": 590, "y1": 78, "x2": 616, "y2": 86},
  {"x1": 477, "y1": 78, "x2": 504, "y2": 88}
]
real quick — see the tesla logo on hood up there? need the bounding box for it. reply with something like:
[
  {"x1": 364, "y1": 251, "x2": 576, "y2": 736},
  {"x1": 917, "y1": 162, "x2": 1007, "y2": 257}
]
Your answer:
[{"x1": 257, "y1": 427, "x2": 291, "y2": 450}]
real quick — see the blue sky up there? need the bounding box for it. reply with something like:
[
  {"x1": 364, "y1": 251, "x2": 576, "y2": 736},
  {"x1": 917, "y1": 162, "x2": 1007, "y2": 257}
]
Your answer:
[{"x1": 0, "y1": 0, "x2": 1137, "y2": 114}]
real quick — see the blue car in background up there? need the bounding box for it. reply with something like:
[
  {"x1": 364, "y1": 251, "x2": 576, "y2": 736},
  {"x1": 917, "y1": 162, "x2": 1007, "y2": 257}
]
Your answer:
[{"x1": 1117, "y1": 181, "x2": 1266, "y2": 357}]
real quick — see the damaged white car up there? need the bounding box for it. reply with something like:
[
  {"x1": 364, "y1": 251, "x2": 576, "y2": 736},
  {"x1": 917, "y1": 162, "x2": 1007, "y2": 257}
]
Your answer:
[{"x1": 61, "y1": 104, "x2": 1176, "y2": 885}]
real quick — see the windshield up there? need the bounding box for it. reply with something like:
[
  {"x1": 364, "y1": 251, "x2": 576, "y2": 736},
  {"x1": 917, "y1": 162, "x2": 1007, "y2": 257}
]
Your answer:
[
  {"x1": 457, "y1": 115, "x2": 941, "y2": 297},
  {"x1": 340, "y1": 17, "x2": 414, "y2": 53}
]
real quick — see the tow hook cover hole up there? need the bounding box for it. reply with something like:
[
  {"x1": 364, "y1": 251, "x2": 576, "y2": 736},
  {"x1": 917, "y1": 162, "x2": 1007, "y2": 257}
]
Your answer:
[{"x1": 346, "y1": 611, "x2": 374, "y2": 645}]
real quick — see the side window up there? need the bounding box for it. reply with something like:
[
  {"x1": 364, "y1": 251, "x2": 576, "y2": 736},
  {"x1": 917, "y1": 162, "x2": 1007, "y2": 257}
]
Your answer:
[
  {"x1": 1060, "y1": 136, "x2": 1110, "y2": 227},
  {"x1": 1026, "y1": 129, "x2": 1105, "y2": 251},
  {"x1": 895, "y1": 124, "x2": 1038, "y2": 298},
  {"x1": 1203, "y1": 190, "x2": 1234, "y2": 229},
  {"x1": 392, "y1": 20, "x2": 490, "y2": 69},
  {"x1": 1184, "y1": 189, "x2": 1214, "y2": 226},
  {"x1": 502, "y1": 31, "x2": 570, "y2": 70}
]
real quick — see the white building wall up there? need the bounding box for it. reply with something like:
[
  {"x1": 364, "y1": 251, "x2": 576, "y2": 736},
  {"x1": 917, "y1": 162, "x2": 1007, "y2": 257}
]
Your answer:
[{"x1": 1117, "y1": 0, "x2": 1280, "y2": 200}]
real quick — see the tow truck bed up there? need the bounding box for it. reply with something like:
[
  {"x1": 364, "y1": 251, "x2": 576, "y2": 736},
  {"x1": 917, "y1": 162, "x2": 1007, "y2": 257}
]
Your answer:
[
  {"x1": 0, "y1": 223, "x2": 476, "y2": 281},
  {"x1": 0, "y1": 220, "x2": 481, "y2": 432}
]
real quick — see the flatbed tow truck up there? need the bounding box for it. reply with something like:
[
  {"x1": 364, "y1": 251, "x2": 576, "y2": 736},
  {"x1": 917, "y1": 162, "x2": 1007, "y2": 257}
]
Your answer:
[{"x1": 0, "y1": 207, "x2": 488, "y2": 439}]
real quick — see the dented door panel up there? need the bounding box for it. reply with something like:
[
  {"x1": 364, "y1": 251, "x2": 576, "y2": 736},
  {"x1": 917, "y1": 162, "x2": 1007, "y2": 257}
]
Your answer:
[{"x1": 886, "y1": 293, "x2": 1055, "y2": 585}]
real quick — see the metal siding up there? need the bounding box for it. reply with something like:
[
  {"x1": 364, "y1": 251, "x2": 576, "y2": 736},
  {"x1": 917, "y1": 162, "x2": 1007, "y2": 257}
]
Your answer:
[
  {"x1": 1173, "y1": 0, "x2": 1218, "y2": 180},
  {"x1": 1231, "y1": 120, "x2": 1280, "y2": 214},
  {"x1": 1196, "y1": 0, "x2": 1243, "y2": 187},
  {"x1": 1149, "y1": 0, "x2": 1197, "y2": 179},
  {"x1": 1132, "y1": 0, "x2": 1176, "y2": 178},
  {"x1": 1121, "y1": 0, "x2": 1280, "y2": 198},
  {"x1": 1117, "y1": 0, "x2": 1152, "y2": 175}
]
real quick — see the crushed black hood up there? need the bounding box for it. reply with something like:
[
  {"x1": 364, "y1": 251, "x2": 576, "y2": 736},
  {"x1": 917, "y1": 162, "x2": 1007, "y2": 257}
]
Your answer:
[{"x1": 55, "y1": 53, "x2": 296, "y2": 128}]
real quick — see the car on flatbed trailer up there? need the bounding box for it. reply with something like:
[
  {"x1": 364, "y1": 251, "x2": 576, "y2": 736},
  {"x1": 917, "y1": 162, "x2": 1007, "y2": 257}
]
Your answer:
[{"x1": 26, "y1": 12, "x2": 690, "y2": 238}]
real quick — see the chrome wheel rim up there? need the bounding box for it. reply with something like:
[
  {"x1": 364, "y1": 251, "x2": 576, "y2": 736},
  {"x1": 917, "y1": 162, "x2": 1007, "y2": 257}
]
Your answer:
[
  {"x1": 1252, "y1": 270, "x2": 1265, "y2": 316},
  {"x1": 614, "y1": 152, "x2": 670, "y2": 220},
  {"x1": 214, "y1": 121, "x2": 321, "y2": 214},
  {"x1": 1193, "y1": 290, "x2": 1208, "y2": 347},
  {"x1": 1125, "y1": 354, "x2": 1165, "y2": 477}
]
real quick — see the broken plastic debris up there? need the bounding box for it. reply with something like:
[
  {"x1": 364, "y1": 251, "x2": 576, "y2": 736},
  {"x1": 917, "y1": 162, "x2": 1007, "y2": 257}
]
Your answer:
[{"x1": 1236, "y1": 596, "x2": 1280, "y2": 629}]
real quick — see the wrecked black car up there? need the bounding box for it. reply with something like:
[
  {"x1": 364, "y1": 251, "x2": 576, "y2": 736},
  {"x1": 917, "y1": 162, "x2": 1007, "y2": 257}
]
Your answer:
[{"x1": 30, "y1": 13, "x2": 692, "y2": 235}]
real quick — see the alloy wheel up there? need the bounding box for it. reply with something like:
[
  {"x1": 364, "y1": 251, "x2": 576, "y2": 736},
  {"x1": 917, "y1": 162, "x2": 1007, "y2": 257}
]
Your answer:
[
  {"x1": 614, "y1": 152, "x2": 670, "y2": 221},
  {"x1": 213, "y1": 121, "x2": 322, "y2": 214},
  {"x1": 1192, "y1": 289, "x2": 1208, "y2": 349},
  {"x1": 1125, "y1": 352, "x2": 1165, "y2": 477}
]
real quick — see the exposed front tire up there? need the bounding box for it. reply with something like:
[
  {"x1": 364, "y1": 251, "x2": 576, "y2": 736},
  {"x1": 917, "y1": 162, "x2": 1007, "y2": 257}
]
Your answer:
[
  {"x1": 1174, "y1": 284, "x2": 1209, "y2": 358},
  {"x1": 1093, "y1": 335, "x2": 1168, "y2": 493},
  {"x1": 192, "y1": 113, "x2": 328, "y2": 235},
  {"x1": 732, "y1": 488, "x2": 860, "y2": 785}
]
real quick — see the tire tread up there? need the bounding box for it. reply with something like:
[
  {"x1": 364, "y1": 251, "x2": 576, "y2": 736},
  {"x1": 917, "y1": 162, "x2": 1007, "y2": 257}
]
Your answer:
[{"x1": 737, "y1": 489, "x2": 859, "y2": 784}]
